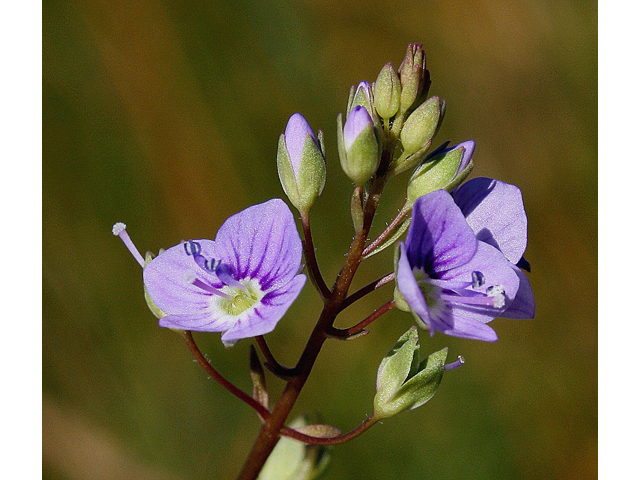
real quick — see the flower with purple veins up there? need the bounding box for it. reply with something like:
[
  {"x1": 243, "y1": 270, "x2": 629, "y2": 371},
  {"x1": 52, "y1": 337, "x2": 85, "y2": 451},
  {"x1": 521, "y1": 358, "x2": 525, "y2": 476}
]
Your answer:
[
  {"x1": 454, "y1": 177, "x2": 535, "y2": 319},
  {"x1": 114, "y1": 199, "x2": 306, "y2": 345},
  {"x1": 395, "y1": 189, "x2": 522, "y2": 342}
]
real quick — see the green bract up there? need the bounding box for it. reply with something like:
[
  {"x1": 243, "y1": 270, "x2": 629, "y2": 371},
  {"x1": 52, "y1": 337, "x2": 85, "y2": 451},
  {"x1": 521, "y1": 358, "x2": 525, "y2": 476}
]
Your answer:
[{"x1": 373, "y1": 326, "x2": 448, "y2": 419}]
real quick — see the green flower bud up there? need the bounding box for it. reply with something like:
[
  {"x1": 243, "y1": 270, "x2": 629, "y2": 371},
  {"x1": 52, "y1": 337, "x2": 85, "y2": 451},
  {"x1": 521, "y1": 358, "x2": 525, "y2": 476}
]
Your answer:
[
  {"x1": 277, "y1": 113, "x2": 326, "y2": 214},
  {"x1": 398, "y1": 43, "x2": 431, "y2": 114},
  {"x1": 373, "y1": 326, "x2": 448, "y2": 420},
  {"x1": 338, "y1": 106, "x2": 381, "y2": 186},
  {"x1": 374, "y1": 63, "x2": 401, "y2": 120},
  {"x1": 390, "y1": 96, "x2": 442, "y2": 176},
  {"x1": 258, "y1": 415, "x2": 332, "y2": 480},
  {"x1": 401, "y1": 96, "x2": 441, "y2": 155},
  {"x1": 406, "y1": 140, "x2": 475, "y2": 205}
]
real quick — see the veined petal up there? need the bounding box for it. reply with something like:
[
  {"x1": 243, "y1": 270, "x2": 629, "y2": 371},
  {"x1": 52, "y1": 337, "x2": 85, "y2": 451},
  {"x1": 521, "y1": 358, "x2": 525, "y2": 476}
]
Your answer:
[
  {"x1": 144, "y1": 240, "x2": 222, "y2": 315},
  {"x1": 454, "y1": 177, "x2": 527, "y2": 264},
  {"x1": 407, "y1": 190, "x2": 478, "y2": 274},
  {"x1": 214, "y1": 199, "x2": 303, "y2": 290},
  {"x1": 442, "y1": 241, "x2": 520, "y2": 325},
  {"x1": 158, "y1": 312, "x2": 238, "y2": 332},
  {"x1": 221, "y1": 274, "x2": 306, "y2": 342}
]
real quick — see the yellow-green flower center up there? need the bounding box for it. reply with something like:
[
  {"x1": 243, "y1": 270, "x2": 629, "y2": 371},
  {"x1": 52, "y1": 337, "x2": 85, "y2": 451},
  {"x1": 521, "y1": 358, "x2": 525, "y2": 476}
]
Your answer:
[{"x1": 218, "y1": 281, "x2": 263, "y2": 316}]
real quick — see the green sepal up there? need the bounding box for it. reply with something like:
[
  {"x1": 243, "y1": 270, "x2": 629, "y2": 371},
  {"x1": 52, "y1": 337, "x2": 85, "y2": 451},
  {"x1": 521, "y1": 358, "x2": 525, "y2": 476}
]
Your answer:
[
  {"x1": 373, "y1": 328, "x2": 448, "y2": 420},
  {"x1": 394, "y1": 347, "x2": 447, "y2": 411},
  {"x1": 375, "y1": 326, "x2": 421, "y2": 407},
  {"x1": 142, "y1": 251, "x2": 166, "y2": 319},
  {"x1": 392, "y1": 243, "x2": 411, "y2": 312}
]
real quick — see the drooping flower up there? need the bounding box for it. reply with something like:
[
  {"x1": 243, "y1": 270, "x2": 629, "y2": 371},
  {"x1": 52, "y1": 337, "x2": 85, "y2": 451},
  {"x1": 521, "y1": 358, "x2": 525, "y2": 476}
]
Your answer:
[
  {"x1": 114, "y1": 199, "x2": 306, "y2": 345},
  {"x1": 395, "y1": 189, "x2": 521, "y2": 342},
  {"x1": 453, "y1": 177, "x2": 535, "y2": 319}
]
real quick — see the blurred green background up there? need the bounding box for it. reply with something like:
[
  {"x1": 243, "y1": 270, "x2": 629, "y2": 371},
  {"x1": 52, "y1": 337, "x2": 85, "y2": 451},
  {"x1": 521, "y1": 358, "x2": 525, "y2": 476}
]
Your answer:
[{"x1": 43, "y1": 0, "x2": 596, "y2": 478}]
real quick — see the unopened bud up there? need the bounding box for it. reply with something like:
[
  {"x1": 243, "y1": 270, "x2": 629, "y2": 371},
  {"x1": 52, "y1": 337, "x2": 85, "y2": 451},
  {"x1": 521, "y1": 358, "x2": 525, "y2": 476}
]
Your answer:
[
  {"x1": 398, "y1": 43, "x2": 431, "y2": 114},
  {"x1": 407, "y1": 140, "x2": 475, "y2": 204},
  {"x1": 374, "y1": 63, "x2": 401, "y2": 119},
  {"x1": 277, "y1": 113, "x2": 326, "y2": 213},
  {"x1": 338, "y1": 106, "x2": 380, "y2": 186},
  {"x1": 390, "y1": 96, "x2": 442, "y2": 175}
]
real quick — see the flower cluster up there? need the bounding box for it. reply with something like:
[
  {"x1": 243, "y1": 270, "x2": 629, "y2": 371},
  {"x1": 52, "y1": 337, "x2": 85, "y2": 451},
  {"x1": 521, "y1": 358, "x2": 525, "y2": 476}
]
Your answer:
[{"x1": 113, "y1": 43, "x2": 535, "y2": 479}]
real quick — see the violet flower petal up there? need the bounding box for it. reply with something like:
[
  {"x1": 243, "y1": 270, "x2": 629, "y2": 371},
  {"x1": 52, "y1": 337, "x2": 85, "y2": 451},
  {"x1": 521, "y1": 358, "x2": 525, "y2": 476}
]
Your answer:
[
  {"x1": 396, "y1": 242, "x2": 432, "y2": 328},
  {"x1": 441, "y1": 241, "x2": 520, "y2": 325},
  {"x1": 284, "y1": 113, "x2": 316, "y2": 177},
  {"x1": 454, "y1": 177, "x2": 528, "y2": 264},
  {"x1": 406, "y1": 190, "x2": 478, "y2": 274},
  {"x1": 144, "y1": 239, "x2": 222, "y2": 315},
  {"x1": 143, "y1": 199, "x2": 306, "y2": 343},
  {"x1": 213, "y1": 199, "x2": 303, "y2": 290},
  {"x1": 158, "y1": 312, "x2": 238, "y2": 332}
]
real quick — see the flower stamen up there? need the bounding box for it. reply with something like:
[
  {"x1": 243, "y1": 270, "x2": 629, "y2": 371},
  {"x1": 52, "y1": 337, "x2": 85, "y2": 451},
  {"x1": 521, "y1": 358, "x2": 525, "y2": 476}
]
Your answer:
[
  {"x1": 112, "y1": 222, "x2": 145, "y2": 267},
  {"x1": 444, "y1": 355, "x2": 465, "y2": 371},
  {"x1": 184, "y1": 271, "x2": 232, "y2": 299}
]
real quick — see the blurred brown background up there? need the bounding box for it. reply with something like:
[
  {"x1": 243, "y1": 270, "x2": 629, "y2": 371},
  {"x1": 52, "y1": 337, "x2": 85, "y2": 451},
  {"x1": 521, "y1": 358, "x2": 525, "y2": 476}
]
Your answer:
[{"x1": 43, "y1": 0, "x2": 596, "y2": 478}]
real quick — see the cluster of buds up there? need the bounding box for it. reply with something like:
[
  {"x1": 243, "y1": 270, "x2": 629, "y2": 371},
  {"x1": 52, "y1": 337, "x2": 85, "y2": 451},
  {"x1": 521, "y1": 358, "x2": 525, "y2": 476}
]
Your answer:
[{"x1": 276, "y1": 44, "x2": 470, "y2": 217}]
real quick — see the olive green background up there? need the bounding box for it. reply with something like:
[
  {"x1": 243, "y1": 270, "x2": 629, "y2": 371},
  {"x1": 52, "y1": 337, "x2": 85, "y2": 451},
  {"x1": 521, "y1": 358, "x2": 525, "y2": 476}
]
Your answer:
[{"x1": 43, "y1": 0, "x2": 597, "y2": 478}]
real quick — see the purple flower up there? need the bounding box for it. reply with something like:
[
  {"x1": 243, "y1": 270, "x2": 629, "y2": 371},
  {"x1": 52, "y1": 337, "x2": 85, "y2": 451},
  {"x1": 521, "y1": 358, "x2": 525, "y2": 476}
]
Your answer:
[
  {"x1": 395, "y1": 189, "x2": 522, "y2": 342},
  {"x1": 454, "y1": 177, "x2": 535, "y2": 320},
  {"x1": 116, "y1": 199, "x2": 306, "y2": 345}
]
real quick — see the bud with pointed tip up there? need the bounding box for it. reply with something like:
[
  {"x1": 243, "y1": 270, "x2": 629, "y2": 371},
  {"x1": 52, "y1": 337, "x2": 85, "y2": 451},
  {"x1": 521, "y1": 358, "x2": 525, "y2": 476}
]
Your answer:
[
  {"x1": 398, "y1": 43, "x2": 431, "y2": 114},
  {"x1": 277, "y1": 113, "x2": 326, "y2": 213},
  {"x1": 391, "y1": 96, "x2": 442, "y2": 175},
  {"x1": 338, "y1": 106, "x2": 380, "y2": 186},
  {"x1": 374, "y1": 63, "x2": 401, "y2": 120},
  {"x1": 406, "y1": 140, "x2": 475, "y2": 204}
]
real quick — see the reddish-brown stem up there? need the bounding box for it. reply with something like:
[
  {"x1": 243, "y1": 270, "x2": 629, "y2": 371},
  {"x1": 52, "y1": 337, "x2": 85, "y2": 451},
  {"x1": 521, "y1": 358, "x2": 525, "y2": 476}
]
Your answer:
[
  {"x1": 362, "y1": 204, "x2": 411, "y2": 257},
  {"x1": 301, "y1": 211, "x2": 331, "y2": 300},
  {"x1": 279, "y1": 414, "x2": 379, "y2": 446},
  {"x1": 341, "y1": 272, "x2": 395, "y2": 310},
  {"x1": 327, "y1": 299, "x2": 396, "y2": 338},
  {"x1": 236, "y1": 155, "x2": 392, "y2": 480},
  {"x1": 254, "y1": 335, "x2": 296, "y2": 379},
  {"x1": 180, "y1": 331, "x2": 270, "y2": 420}
]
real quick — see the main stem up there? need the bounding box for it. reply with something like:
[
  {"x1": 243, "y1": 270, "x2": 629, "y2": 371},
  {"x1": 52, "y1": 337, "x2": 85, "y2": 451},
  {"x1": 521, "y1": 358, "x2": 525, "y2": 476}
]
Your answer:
[{"x1": 235, "y1": 163, "x2": 390, "y2": 480}]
